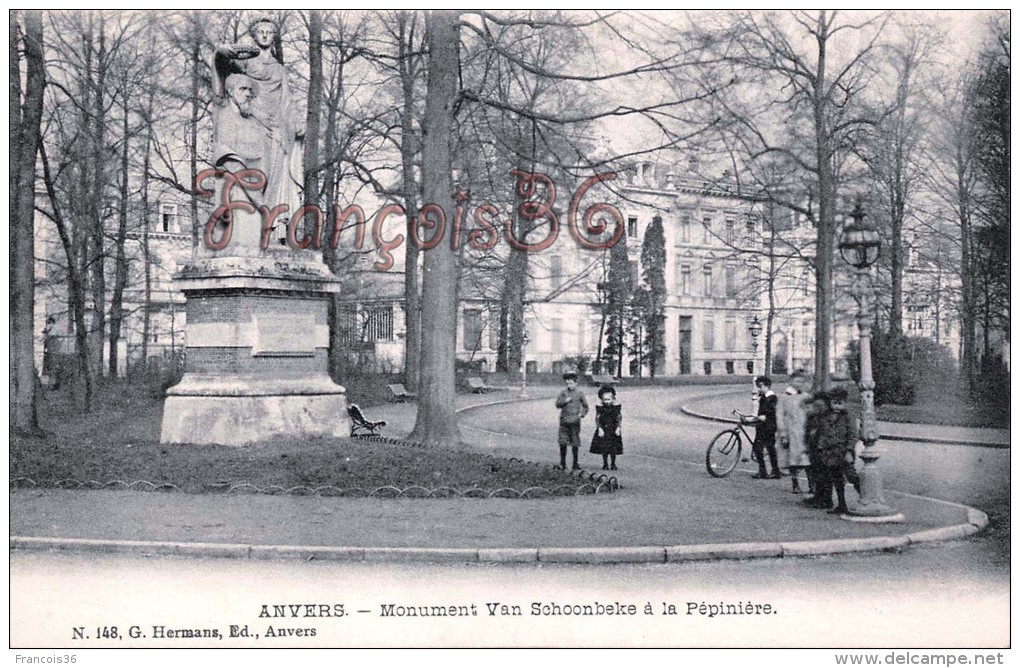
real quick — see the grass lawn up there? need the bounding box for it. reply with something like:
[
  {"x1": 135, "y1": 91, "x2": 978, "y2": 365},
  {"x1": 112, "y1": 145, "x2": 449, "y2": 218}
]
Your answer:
[
  {"x1": 875, "y1": 386, "x2": 1009, "y2": 429},
  {"x1": 11, "y1": 383, "x2": 583, "y2": 496}
]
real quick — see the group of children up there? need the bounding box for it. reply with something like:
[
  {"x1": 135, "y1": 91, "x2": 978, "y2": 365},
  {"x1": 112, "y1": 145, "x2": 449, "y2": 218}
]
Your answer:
[
  {"x1": 554, "y1": 373, "x2": 622, "y2": 472},
  {"x1": 553, "y1": 370, "x2": 859, "y2": 514},
  {"x1": 748, "y1": 372, "x2": 860, "y2": 515}
]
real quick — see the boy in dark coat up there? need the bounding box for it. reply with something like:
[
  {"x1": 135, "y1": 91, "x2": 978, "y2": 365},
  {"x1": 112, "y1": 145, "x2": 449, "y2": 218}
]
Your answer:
[
  {"x1": 750, "y1": 375, "x2": 781, "y2": 479},
  {"x1": 555, "y1": 372, "x2": 589, "y2": 470},
  {"x1": 804, "y1": 387, "x2": 855, "y2": 513}
]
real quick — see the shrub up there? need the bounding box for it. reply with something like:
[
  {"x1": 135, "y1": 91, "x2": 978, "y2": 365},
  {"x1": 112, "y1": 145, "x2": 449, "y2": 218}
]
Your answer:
[
  {"x1": 455, "y1": 358, "x2": 489, "y2": 374},
  {"x1": 845, "y1": 332, "x2": 956, "y2": 406},
  {"x1": 558, "y1": 354, "x2": 591, "y2": 375}
]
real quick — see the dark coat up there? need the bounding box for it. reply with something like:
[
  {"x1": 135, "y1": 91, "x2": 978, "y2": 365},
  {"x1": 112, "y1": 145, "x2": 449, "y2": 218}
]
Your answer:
[
  {"x1": 589, "y1": 403, "x2": 623, "y2": 455},
  {"x1": 755, "y1": 391, "x2": 778, "y2": 441},
  {"x1": 808, "y1": 407, "x2": 855, "y2": 468}
]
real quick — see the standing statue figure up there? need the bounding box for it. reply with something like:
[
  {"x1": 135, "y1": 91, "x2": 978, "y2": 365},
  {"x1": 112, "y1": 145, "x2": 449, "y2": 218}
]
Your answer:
[{"x1": 214, "y1": 14, "x2": 304, "y2": 219}]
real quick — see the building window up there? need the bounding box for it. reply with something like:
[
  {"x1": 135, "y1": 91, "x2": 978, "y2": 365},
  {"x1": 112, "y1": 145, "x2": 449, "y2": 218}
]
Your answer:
[
  {"x1": 747, "y1": 360, "x2": 755, "y2": 374},
  {"x1": 680, "y1": 264, "x2": 691, "y2": 296},
  {"x1": 801, "y1": 320, "x2": 810, "y2": 348},
  {"x1": 725, "y1": 216, "x2": 735, "y2": 244},
  {"x1": 365, "y1": 305, "x2": 394, "y2": 342},
  {"x1": 550, "y1": 318, "x2": 563, "y2": 352},
  {"x1": 702, "y1": 214, "x2": 712, "y2": 243},
  {"x1": 488, "y1": 312, "x2": 500, "y2": 350},
  {"x1": 550, "y1": 255, "x2": 562, "y2": 290},
  {"x1": 703, "y1": 319, "x2": 715, "y2": 351},
  {"x1": 159, "y1": 203, "x2": 177, "y2": 233},
  {"x1": 704, "y1": 361, "x2": 713, "y2": 375},
  {"x1": 462, "y1": 309, "x2": 483, "y2": 351},
  {"x1": 725, "y1": 265, "x2": 737, "y2": 297},
  {"x1": 725, "y1": 319, "x2": 737, "y2": 351},
  {"x1": 627, "y1": 216, "x2": 638, "y2": 238},
  {"x1": 801, "y1": 269, "x2": 810, "y2": 296},
  {"x1": 338, "y1": 307, "x2": 359, "y2": 345},
  {"x1": 680, "y1": 212, "x2": 692, "y2": 243},
  {"x1": 725, "y1": 360, "x2": 735, "y2": 375},
  {"x1": 703, "y1": 264, "x2": 713, "y2": 297}
]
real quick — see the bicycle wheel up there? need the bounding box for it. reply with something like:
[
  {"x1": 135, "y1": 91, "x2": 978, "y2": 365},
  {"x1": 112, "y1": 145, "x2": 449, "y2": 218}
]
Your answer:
[{"x1": 706, "y1": 429, "x2": 742, "y2": 478}]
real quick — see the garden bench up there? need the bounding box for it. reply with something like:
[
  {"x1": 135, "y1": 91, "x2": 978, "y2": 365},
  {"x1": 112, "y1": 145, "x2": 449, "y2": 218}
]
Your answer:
[
  {"x1": 587, "y1": 373, "x2": 620, "y2": 386},
  {"x1": 387, "y1": 383, "x2": 416, "y2": 402},
  {"x1": 466, "y1": 376, "x2": 500, "y2": 393},
  {"x1": 348, "y1": 404, "x2": 387, "y2": 437}
]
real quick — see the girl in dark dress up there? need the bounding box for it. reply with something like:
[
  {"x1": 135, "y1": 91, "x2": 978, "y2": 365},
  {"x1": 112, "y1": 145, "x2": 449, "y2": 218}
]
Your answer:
[{"x1": 590, "y1": 385, "x2": 623, "y2": 470}]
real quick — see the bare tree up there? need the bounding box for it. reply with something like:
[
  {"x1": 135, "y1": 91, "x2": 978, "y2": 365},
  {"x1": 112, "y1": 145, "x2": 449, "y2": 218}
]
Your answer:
[
  {"x1": 862, "y1": 24, "x2": 937, "y2": 336},
  {"x1": 11, "y1": 10, "x2": 46, "y2": 433},
  {"x1": 694, "y1": 10, "x2": 889, "y2": 388},
  {"x1": 407, "y1": 11, "x2": 462, "y2": 446}
]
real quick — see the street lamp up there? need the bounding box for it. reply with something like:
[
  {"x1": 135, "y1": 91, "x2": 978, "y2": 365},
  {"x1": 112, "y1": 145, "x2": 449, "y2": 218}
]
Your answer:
[
  {"x1": 839, "y1": 199, "x2": 904, "y2": 522},
  {"x1": 519, "y1": 328, "x2": 530, "y2": 398},
  {"x1": 748, "y1": 315, "x2": 762, "y2": 374}
]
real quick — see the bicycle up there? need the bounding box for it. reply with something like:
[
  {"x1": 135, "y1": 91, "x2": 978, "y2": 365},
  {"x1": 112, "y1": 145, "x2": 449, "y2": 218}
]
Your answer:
[{"x1": 705, "y1": 410, "x2": 760, "y2": 478}]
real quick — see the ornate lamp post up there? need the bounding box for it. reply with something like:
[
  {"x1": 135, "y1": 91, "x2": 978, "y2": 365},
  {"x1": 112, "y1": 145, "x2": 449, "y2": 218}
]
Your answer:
[
  {"x1": 839, "y1": 199, "x2": 904, "y2": 522},
  {"x1": 748, "y1": 315, "x2": 762, "y2": 374}
]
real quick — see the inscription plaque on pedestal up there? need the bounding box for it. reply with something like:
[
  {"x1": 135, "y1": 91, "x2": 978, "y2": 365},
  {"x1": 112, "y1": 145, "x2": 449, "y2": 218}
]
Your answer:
[{"x1": 252, "y1": 314, "x2": 315, "y2": 357}]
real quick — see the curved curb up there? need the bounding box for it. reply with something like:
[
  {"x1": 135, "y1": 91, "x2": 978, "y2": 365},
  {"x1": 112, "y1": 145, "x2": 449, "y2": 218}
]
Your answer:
[
  {"x1": 9, "y1": 503, "x2": 988, "y2": 564},
  {"x1": 679, "y1": 403, "x2": 1009, "y2": 448}
]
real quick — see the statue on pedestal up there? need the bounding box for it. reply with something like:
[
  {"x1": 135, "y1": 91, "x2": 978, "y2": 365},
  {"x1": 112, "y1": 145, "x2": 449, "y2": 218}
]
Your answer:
[
  {"x1": 161, "y1": 13, "x2": 347, "y2": 447},
  {"x1": 213, "y1": 14, "x2": 304, "y2": 221}
]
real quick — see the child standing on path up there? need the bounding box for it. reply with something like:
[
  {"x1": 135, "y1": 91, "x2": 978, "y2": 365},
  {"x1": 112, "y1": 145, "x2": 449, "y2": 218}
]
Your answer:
[
  {"x1": 750, "y1": 376, "x2": 781, "y2": 479},
  {"x1": 555, "y1": 372, "x2": 589, "y2": 470},
  {"x1": 589, "y1": 385, "x2": 623, "y2": 470},
  {"x1": 777, "y1": 370, "x2": 811, "y2": 494},
  {"x1": 804, "y1": 387, "x2": 855, "y2": 514}
]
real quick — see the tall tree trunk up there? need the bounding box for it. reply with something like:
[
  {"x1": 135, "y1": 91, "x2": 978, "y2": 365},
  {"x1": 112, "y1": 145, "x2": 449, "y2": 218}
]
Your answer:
[
  {"x1": 321, "y1": 53, "x2": 343, "y2": 382},
  {"x1": 811, "y1": 13, "x2": 835, "y2": 391},
  {"x1": 497, "y1": 240, "x2": 528, "y2": 377},
  {"x1": 496, "y1": 131, "x2": 535, "y2": 377},
  {"x1": 88, "y1": 11, "x2": 108, "y2": 380},
  {"x1": 10, "y1": 14, "x2": 25, "y2": 424},
  {"x1": 189, "y1": 11, "x2": 200, "y2": 247},
  {"x1": 141, "y1": 87, "x2": 155, "y2": 371},
  {"x1": 108, "y1": 82, "x2": 130, "y2": 377},
  {"x1": 398, "y1": 13, "x2": 422, "y2": 391},
  {"x1": 11, "y1": 10, "x2": 46, "y2": 433},
  {"x1": 10, "y1": 14, "x2": 23, "y2": 254},
  {"x1": 956, "y1": 143, "x2": 978, "y2": 389},
  {"x1": 302, "y1": 9, "x2": 322, "y2": 211},
  {"x1": 764, "y1": 219, "x2": 778, "y2": 375},
  {"x1": 889, "y1": 191, "x2": 904, "y2": 335},
  {"x1": 409, "y1": 11, "x2": 461, "y2": 447},
  {"x1": 41, "y1": 145, "x2": 93, "y2": 408}
]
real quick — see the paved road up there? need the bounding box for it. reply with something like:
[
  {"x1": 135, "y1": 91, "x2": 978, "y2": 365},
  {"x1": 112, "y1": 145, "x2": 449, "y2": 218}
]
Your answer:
[{"x1": 461, "y1": 386, "x2": 1009, "y2": 538}]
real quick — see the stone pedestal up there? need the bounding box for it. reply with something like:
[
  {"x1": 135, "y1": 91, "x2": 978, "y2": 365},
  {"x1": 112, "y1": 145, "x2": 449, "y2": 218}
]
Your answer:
[{"x1": 160, "y1": 251, "x2": 348, "y2": 446}]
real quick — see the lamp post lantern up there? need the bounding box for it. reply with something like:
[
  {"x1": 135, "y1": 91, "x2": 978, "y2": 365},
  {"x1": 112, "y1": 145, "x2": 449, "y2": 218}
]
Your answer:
[
  {"x1": 839, "y1": 199, "x2": 903, "y2": 522},
  {"x1": 519, "y1": 328, "x2": 530, "y2": 398},
  {"x1": 748, "y1": 315, "x2": 762, "y2": 374}
]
